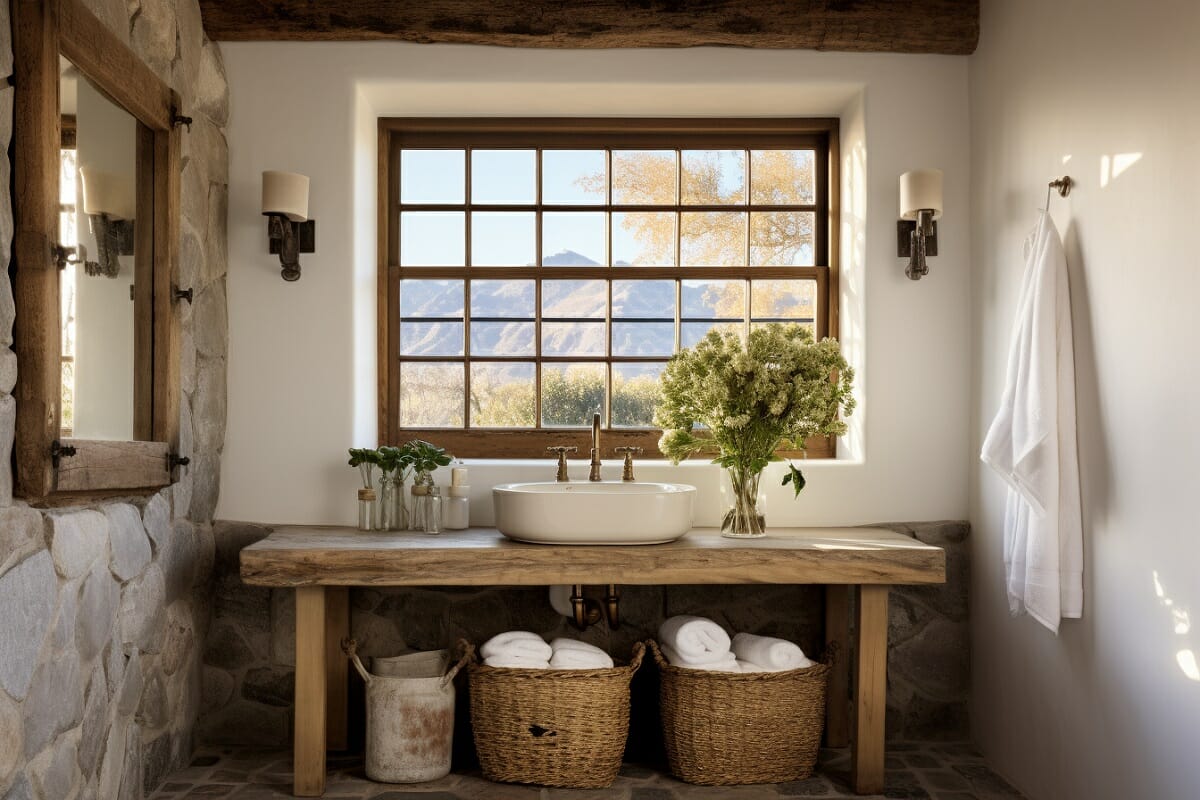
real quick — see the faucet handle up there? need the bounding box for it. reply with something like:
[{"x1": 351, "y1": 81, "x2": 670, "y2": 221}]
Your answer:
[
  {"x1": 613, "y1": 446, "x2": 643, "y2": 482},
  {"x1": 546, "y1": 446, "x2": 577, "y2": 483}
]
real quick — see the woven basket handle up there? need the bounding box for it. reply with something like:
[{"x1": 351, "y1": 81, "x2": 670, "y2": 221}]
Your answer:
[
  {"x1": 342, "y1": 638, "x2": 372, "y2": 685},
  {"x1": 645, "y1": 639, "x2": 666, "y2": 667},
  {"x1": 442, "y1": 640, "x2": 475, "y2": 687},
  {"x1": 626, "y1": 640, "x2": 647, "y2": 673}
]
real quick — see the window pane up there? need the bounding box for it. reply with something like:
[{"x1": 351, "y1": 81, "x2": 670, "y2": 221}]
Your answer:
[
  {"x1": 470, "y1": 279, "x2": 534, "y2": 318},
  {"x1": 751, "y1": 211, "x2": 815, "y2": 266},
  {"x1": 612, "y1": 150, "x2": 676, "y2": 205},
  {"x1": 613, "y1": 363, "x2": 664, "y2": 427},
  {"x1": 471, "y1": 149, "x2": 535, "y2": 204},
  {"x1": 612, "y1": 212, "x2": 675, "y2": 266},
  {"x1": 471, "y1": 362, "x2": 535, "y2": 427},
  {"x1": 682, "y1": 279, "x2": 743, "y2": 320},
  {"x1": 401, "y1": 322, "x2": 463, "y2": 356},
  {"x1": 750, "y1": 149, "x2": 815, "y2": 205},
  {"x1": 682, "y1": 150, "x2": 746, "y2": 205},
  {"x1": 751, "y1": 280, "x2": 817, "y2": 321},
  {"x1": 542, "y1": 150, "x2": 605, "y2": 205},
  {"x1": 400, "y1": 279, "x2": 463, "y2": 317},
  {"x1": 400, "y1": 362, "x2": 464, "y2": 427},
  {"x1": 543, "y1": 212, "x2": 606, "y2": 266},
  {"x1": 401, "y1": 150, "x2": 464, "y2": 204},
  {"x1": 613, "y1": 323, "x2": 674, "y2": 356},
  {"x1": 541, "y1": 363, "x2": 605, "y2": 427},
  {"x1": 542, "y1": 280, "x2": 606, "y2": 318},
  {"x1": 400, "y1": 212, "x2": 464, "y2": 266},
  {"x1": 471, "y1": 212, "x2": 536, "y2": 266},
  {"x1": 613, "y1": 280, "x2": 674, "y2": 319},
  {"x1": 680, "y1": 212, "x2": 746, "y2": 266},
  {"x1": 681, "y1": 321, "x2": 741, "y2": 348},
  {"x1": 542, "y1": 322, "x2": 606, "y2": 356},
  {"x1": 471, "y1": 321, "x2": 535, "y2": 356}
]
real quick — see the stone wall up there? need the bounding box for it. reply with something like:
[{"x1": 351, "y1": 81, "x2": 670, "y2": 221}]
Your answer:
[
  {"x1": 0, "y1": 1, "x2": 230, "y2": 798},
  {"x1": 202, "y1": 521, "x2": 970, "y2": 750}
]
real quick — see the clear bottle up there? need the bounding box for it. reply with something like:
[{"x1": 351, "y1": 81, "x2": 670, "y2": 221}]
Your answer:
[
  {"x1": 409, "y1": 469, "x2": 435, "y2": 531},
  {"x1": 357, "y1": 488, "x2": 376, "y2": 531},
  {"x1": 444, "y1": 467, "x2": 469, "y2": 530},
  {"x1": 422, "y1": 487, "x2": 442, "y2": 535},
  {"x1": 378, "y1": 474, "x2": 397, "y2": 531}
]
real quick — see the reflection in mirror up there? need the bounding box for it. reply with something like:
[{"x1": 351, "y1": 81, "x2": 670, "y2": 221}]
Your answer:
[{"x1": 58, "y1": 57, "x2": 138, "y2": 440}]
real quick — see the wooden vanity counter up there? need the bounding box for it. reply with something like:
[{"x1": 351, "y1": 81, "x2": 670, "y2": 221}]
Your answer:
[{"x1": 240, "y1": 525, "x2": 945, "y2": 797}]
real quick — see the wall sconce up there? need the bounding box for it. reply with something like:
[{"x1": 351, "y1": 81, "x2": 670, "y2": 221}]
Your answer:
[
  {"x1": 79, "y1": 166, "x2": 134, "y2": 278},
  {"x1": 898, "y1": 169, "x2": 943, "y2": 280},
  {"x1": 262, "y1": 170, "x2": 315, "y2": 282}
]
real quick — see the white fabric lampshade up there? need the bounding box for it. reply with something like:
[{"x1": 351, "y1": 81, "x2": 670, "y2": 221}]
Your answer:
[
  {"x1": 79, "y1": 166, "x2": 134, "y2": 220},
  {"x1": 899, "y1": 169, "x2": 943, "y2": 220},
  {"x1": 261, "y1": 170, "x2": 309, "y2": 222}
]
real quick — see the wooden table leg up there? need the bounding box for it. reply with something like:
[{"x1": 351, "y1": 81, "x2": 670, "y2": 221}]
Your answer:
[
  {"x1": 851, "y1": 584, "x2": 889, "y2": 795},
  {"x1": 824, "y1": 584, "x2": 850, "y2": 748},
  {"x1": 324, "y1": 587, "x2": 350, "y2": 751},
  {"x1": 294, "y1": 586, "x2": 327, "y2": 796}
]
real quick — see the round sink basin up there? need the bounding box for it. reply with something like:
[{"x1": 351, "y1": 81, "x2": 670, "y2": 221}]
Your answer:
[{"x1": 493, "y1": 481, "x2": 696, "y2": 545}]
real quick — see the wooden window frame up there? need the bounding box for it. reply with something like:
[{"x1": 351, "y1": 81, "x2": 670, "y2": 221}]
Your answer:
[{"x1": 378, "y1": 118, "x2": 840, "y2": 459}]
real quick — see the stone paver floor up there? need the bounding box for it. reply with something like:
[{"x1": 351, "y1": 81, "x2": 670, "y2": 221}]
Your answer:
[{"x1": 149, "y1": 743, "x2": 1025, "y2": 800}]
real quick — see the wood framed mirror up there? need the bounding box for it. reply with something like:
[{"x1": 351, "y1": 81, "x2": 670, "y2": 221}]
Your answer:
[{"x1": 12, "y1": 0, "x2": 183, "y2": 499}]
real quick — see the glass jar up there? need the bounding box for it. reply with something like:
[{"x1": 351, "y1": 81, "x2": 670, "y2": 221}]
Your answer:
[
  {"x1": 357, "y1": 488, "x2": 376, "y2": 531},
  {"x1": 378, "y1": 474, "x2": 398, "y2": 531},
  {"x1": 421, "y1": 486, "x2": 442, "y2": 535},
  {"x1": 409, "y1": 469, "x2": 435, "y2": 531}
]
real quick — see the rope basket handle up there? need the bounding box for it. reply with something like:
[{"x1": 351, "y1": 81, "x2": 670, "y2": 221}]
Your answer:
[
  {"x1": 626, "y1": 640, "x2": 647, "y2": 673},
  {"x1": 342, "y1": 638, "x2": 372, "y2": 685},
  {"x1": 443, "y1": 640, "x2": 475, "y2": 687}
]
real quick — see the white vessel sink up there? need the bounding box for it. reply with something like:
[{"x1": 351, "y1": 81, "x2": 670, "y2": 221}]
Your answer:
[{"x1": 493, "y1": 481, "x2": 696, "y2": 545}]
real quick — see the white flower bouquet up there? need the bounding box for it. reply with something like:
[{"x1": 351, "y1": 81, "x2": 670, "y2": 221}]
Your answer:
[{"x1": 654, "y1": 323, "x2": 855, "y2": 536}]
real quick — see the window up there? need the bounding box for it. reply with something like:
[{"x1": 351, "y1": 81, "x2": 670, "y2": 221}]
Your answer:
[{"x1": 379, "y1": 119, "x2": 839, "y2": 458}]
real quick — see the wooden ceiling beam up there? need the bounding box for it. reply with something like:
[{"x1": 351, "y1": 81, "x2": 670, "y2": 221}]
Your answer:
[{"x1": 199, "y1": 1, "x2": 979, "y2": 56}]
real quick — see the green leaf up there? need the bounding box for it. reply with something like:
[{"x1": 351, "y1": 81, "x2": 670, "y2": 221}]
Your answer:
[{"x1": 781, "y1": 462, "x2": 807, "y2": 498}]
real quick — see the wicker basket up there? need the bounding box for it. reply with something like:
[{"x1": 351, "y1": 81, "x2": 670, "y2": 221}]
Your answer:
[
  {"x1": 467, "y1": 641, "x2": 645, "y2": 788},
  {"x1": 649, "y1": 639, "x2": 831, "y2": 786}
]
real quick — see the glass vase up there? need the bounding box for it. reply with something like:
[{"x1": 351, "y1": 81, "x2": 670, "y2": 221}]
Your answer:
[
  {"x1": 377, "y1": 474, "x2": 398, "y2": 531},
  {"x1": 722, "y1": 466, "x2": 766, "y2": 538},
  {"x1": 393, "y1": 471, "x2": 409, "y2": 531},
  {"x1": 409, "y1": 469, "x2": 435, "y2": 531}
]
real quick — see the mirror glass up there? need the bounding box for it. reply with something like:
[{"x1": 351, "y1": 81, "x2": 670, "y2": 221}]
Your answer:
[{"x1": 58, "y1": 57, "x2": 139, "y2": 440}]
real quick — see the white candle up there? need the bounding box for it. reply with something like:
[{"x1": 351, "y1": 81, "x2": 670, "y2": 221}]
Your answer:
[{"x1": 451, "y1": 467, "x2": 468, "y2": 487}]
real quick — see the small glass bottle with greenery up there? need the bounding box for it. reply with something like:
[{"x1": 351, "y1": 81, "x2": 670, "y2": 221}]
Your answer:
[
  {"x1": 347, "y1": 448, "x2": 381, "y2": 530},
  {"x1": 405, "y1": 440, "x2": 453, "y2": 532},
  {"x1": 376, "y1": 445, "x2": 413, "y2": 531}
]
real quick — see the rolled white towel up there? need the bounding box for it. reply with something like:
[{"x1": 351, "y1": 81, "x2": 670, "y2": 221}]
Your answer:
[
  {"x1": 481, "y1": 631, "x2": 552, "y2": 662},
  {"x1": 484, "y1": 653, "x2": 549, "y2": 670},
  {"x1": 548, "y1": 638, "x2": 614, "y2": 669},
  {"x1": 661, "y1": 643, "x2": 739, "y2": 672},
  {"x1": 731, "y1": 632, "x2": 814, "y2": 672},
  {"x1": 658, "y1": 616, "x2": 731, "y2": 663}
]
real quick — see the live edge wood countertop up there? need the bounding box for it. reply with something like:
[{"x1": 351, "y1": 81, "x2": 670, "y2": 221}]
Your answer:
[{"x1": 240, "y1": 526, "x2": 945, "y2": 588}]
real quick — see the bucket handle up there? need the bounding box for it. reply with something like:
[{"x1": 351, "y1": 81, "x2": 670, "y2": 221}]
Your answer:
[
  {"x1": 442, "y1": 640, "x2": 475, "y2": 688},
  {"x1": 342, "y1": 638, "x2": 373, "y2": 685},
  {"x1": 342, "y1": 638, "x2": 474, "y2": 687}
]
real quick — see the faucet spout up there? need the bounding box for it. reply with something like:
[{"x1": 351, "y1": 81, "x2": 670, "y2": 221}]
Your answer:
[{"x1": 588, "y1": 412, "x2": 602, "y2": 481}]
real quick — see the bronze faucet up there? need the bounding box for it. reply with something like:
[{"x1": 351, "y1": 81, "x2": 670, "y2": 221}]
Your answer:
[
  {"x1": 614, "y1": 446, "x2": 643, "y2": 482},
  {"x1": 589, "y1": 412, "x2": 603, "y2": 482},
  {"x1": 546, "y1": 446, "x2": 576, "y2": 482}
]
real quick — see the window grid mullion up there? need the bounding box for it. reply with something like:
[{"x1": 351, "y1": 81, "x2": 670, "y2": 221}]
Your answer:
[
  {"x1": 463, "y1": 149, "x2": 473, "y2": 428},
  {"x1": 534, "y1": 148, "x2": 544, "y2": 429}
]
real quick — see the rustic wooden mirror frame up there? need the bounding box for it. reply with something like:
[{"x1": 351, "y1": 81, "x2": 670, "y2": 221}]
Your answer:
[{"x1": 12, "y1": 0, "x2": 182, "y2": 500}]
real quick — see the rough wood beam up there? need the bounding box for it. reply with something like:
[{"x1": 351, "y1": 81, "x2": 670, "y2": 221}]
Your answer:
[{"x1": 199, "y1": 1, "x2": 980, "y2": 55}]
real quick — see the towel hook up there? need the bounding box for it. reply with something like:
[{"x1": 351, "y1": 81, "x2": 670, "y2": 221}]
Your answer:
[{"x1": 1046, "y1": 176, "x2": 1072, "y2": 209}]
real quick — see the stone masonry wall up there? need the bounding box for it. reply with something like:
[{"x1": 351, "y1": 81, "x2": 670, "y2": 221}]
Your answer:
[
  {"x1": 202, "y1": 521, "x2": 970, "y2": 750},
  {"x1": 0, "y1": 1, "x2": 230, "y2": 798}
]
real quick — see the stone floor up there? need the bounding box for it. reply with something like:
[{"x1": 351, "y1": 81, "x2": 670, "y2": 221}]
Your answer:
[{"x1": 148, "y1": 743, "x2": 1025, "y2": 800}]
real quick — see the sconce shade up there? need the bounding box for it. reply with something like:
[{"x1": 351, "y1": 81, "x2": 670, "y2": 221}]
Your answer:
[
  {"x1": 261, "y1": 170, "x2": 309, "y2": 222},
  {"x1": 900, "y1": 169, "x2": 943, "y2": 220},
  {"x1": 79, "y1": 166, "x2": 134, "y2": 220}
]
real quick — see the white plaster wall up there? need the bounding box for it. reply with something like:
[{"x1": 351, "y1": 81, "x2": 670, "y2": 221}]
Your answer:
[
  {"x1": 968, "y1": 1, "x2": 1200, "y2": 797},
  {"x1": 218, "y1": 43, "x2": 971, "y2": 526}
]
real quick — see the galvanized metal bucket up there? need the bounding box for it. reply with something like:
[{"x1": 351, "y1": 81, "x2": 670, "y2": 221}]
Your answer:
[{"x1": 346, "y1": 640, "x2": 469, "y2": 784}]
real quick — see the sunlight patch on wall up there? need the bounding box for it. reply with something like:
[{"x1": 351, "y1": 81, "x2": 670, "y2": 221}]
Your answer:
[{"x1": 1099, "y1": 152, "x2": 1143, "y2": 188}]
